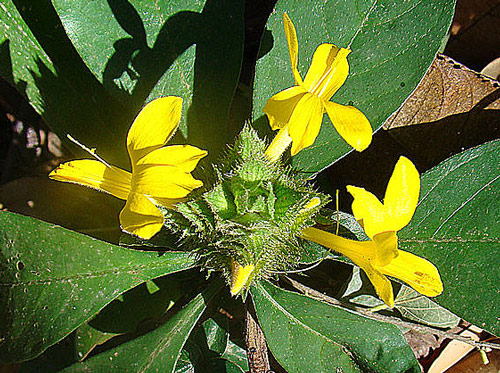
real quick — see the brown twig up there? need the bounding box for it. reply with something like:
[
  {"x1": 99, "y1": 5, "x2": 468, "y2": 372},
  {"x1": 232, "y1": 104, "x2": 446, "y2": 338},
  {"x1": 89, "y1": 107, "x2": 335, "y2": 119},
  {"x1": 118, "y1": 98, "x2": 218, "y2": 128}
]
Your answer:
[
  {"x1": 285, "y1": 276, "x2": 500, "y2": 351},
  {"x1": 245, "y1": 301, "x2": 271, "y2": 373}
]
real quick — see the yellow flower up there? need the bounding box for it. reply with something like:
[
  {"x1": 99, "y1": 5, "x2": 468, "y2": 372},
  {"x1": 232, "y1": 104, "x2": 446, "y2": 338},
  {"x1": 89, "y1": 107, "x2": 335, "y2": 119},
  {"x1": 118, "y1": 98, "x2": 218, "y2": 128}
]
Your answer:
[
  {"x1": 302, "y1": 157, "x2": 443, "y2": 307},
  {"x1": 49, "y1": 96, "x2": 207, "y2": 239},
  {"x1": 264, "y1": 13, "x2": 372, "y2": 162}
]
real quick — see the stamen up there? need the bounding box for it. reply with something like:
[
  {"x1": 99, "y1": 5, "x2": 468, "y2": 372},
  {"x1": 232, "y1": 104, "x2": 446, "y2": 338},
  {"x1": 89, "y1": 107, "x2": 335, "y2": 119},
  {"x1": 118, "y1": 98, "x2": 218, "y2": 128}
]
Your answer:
[
  {"x1": 336, "y1": 189, "x2": 340, "y2": 235},
  {"x1": 67, "y1": 134, "x2": 112, "y2": 168}
]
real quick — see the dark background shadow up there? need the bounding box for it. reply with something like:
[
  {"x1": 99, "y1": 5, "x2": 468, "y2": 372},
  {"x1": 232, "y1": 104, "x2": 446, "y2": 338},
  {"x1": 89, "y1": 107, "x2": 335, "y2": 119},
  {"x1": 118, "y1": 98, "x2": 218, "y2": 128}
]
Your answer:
[{"x1": 7, "y1": 0, "x2": 245, "y2": 167}]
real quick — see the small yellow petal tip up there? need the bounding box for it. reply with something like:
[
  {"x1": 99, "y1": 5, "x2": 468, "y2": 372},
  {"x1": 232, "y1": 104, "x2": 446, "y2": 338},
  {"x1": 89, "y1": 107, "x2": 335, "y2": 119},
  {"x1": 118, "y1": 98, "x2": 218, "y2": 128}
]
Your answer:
[
  {"x1": 230, "y1": 259, "x2": 255, "y2": 296},
  {"x1": 299, "y1": 197, "x2": 321, "y2": 214}
]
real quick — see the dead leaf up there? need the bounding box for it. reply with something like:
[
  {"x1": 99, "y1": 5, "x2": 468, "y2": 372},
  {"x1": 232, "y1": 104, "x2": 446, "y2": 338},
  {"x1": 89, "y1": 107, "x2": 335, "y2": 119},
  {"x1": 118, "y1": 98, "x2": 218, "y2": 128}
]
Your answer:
[
  {"x1": 383, "y1": 54, "x2": 500, "y2": 170},
  {"x1": 385, "y1": 54, "x2": 500, "y2": 130},
  {"x1": 428, "y1": 326, "x2": 482, "y2": 373},
  {"x1": 405, "y1": 329, "x2": 441, "y2": 360},
  {"x1": 448, "y1": 347, "x2": 500, "y2": 372},
  {"x1": 481, "y1": 57, "x2": 500, "y2": 80}
]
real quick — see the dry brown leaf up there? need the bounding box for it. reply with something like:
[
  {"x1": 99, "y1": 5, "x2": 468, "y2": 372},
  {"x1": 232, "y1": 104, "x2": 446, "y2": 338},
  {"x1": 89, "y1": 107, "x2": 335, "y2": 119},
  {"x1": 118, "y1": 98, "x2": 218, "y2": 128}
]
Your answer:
[
  {"x1": 448, "y1": 348, "x2": 500, "y2": 372},
  {"x1": 385, "y1": 54, "x2": 500, "y2": 130},
  {"x1": 428, "y1": 326, "x2": 482, "y2": 373},
  {"x1": 405, "y1": 329, "x2": 441, "y2": 360},
  {"x1": 383, "y1": 54, "x2": 500, "y2": 170}
]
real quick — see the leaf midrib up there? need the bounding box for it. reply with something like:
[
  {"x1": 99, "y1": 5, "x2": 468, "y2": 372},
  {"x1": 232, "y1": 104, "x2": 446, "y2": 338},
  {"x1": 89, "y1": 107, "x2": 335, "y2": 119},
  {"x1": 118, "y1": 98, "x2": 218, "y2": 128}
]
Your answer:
[{"x1": 0, "y1": 254, "x2": 194, "y2": 287}]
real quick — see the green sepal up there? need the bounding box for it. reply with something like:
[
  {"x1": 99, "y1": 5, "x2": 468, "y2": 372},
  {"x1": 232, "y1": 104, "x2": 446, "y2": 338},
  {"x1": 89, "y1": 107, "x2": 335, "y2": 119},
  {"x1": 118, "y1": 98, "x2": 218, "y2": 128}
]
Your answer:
[{"x1": 160, "y1": 125, "x2": 329, "y2": 294}]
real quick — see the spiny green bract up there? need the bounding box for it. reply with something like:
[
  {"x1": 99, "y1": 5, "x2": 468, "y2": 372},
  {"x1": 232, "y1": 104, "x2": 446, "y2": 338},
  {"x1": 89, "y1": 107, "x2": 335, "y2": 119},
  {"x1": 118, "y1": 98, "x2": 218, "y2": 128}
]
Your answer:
[{"x1": 163, "y1": 125, "x2": 329, "y2": 293}]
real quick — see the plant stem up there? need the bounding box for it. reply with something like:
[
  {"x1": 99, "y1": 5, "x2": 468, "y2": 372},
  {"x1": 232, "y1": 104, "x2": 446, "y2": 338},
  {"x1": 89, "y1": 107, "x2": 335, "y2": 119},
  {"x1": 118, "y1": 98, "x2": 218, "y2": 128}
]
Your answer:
[
  {"x1": 245, "y1": 302, "x2": 271, "y2": 373},
  {"x1": 285, "y1": 276, "x2": 500, "y2": 351}
]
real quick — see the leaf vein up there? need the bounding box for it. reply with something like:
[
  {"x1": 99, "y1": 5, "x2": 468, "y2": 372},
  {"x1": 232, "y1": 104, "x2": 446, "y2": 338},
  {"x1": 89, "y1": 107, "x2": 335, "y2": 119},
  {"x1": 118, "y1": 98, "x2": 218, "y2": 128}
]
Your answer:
[
  {"x1": 0, "y1": 258, "x2": 193, "y2": 287},
  {"x1": 431, "y1": 173, "x2": 500, "y2": 237}
]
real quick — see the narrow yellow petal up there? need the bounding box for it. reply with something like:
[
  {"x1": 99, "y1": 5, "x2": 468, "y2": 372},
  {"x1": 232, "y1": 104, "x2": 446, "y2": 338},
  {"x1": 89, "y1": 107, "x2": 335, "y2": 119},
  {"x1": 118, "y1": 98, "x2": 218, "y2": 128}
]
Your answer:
[
  {"x1": 133, "y1": 165, "x2": 203, "y2": 199},
  {"x1": 263, "y1": 85, "x2": 307, "y2": 131},
  {"x1": 230, "y1": 259, "x2": 255, "y2": 296},
  {"x1": 49, "y1": 159, "x2": 131, "y2": 200},
  {"x1": 362, "y1": 264, "x2": 395, "y2": 308},
  {"x1": 127, "y1": 96, "x2": 182, "y2": 164},
  {"x1": 381, "y1": 250, "x2": 443, "y2": 297},
  {"x1": 287, "y1": 93, "x2": 324, "y2": 156},
  {"x1": 323, "y1": 101, "x2": 372, "y2": 152},
  {"x1": 264, "y1": 126, "x2": 293, "y2": 162},
  {"x1": 384, "y1": 156, "x2": 420, "y2": 232},
  {"x1": 346, "y1": 185, "x2": 388, "y2": 239},
  {"x1": 137, "y1": 145, "x2": 207, "y2": 172},
  {"x1": 304, "y1": 44, "x2": 350, "y2": 100},
  {"x1": 283, "y1": 13, "x2": 304, "y2": 85},
  {"x1": 119, "y1": 193, "x2": 164, "y2": 239}
]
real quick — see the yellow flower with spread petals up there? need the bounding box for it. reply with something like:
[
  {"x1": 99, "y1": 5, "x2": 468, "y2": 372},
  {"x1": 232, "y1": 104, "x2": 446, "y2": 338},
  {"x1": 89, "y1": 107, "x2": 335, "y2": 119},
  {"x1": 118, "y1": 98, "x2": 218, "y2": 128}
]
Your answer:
[
  {"x1": 302, "y1": 156, "x2": 443, "y2": 307},
  {"x1": 264, "y1": 13, "x2": 372, "y2": 161},
  {"x1": 49, "y1": 96, "x2": 207, "y2": 239}
]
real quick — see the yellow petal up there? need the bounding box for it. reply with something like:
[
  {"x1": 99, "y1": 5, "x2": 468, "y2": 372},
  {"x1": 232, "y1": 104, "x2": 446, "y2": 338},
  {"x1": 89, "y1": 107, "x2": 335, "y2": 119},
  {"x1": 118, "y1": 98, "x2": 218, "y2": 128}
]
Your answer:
[
  {"x1": 371, "y1": 231, "x2": 399, "y2": 267},
  {"x1": 132, "y1": 165, "x2": 203, "y2": 199},
  {"x1": 127, "y1": 96, "x2": 182, "y2": 164},
  {"x1": 299, "y1": 196, "x2": 321, "y2": 213},
  {"x1": 362, "y1": 263, "x2": 395, "y2": 308},
  {"x1": 301, "y1": 227, "x2": 394, "y2": 307},
  {"x1": 263, "y1": 85, "x2": 307, "y2": 130},
  {"x1": 264, "y1": 126, "x2": 293, "y2": 162},
  {"x1": 381, "y1": 250, "x2": 443, "y2": 297},
  {"x1": 119, "y1": 192, "x2": 164, "y2": 239},
  {"x1": 323, "y1": 101, "x2": 372, "y2": 152},
  {"x1": 304, "y1": 44, "x2": 350, "y2": 100},
  {"x1": 287, "y1": 93, "x2": 324, "y2": 156},
  {"x1": 346, "y1": 185, "x2": 388, "y2": 239},
  {"x1": 137, "y1": 144, "x2": 207, "y2": 172},
  {"x1": 384, "y1": 156, "x2": 420, "y2": 232},
  {"x1": 230, "y1": 259, "x2": 255, "y2": 296},
  {"x1": 49, "y1": 159, "x2": 131, "y2": 200},
  {"x1": 283, "y1": 13, "x2": 303, "y2": 86},
  {"x1": 154, "y1": 197, "x2": 184, "y2": 209}
]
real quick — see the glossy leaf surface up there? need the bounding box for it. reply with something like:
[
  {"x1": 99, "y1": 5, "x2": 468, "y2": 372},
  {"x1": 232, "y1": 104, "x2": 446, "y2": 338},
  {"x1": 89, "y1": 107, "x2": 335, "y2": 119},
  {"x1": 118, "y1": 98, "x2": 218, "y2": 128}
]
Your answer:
[
  {"x1": 251, "y1": 281, "x2": 419, "y2": 372},
  {"x1": 64, "y1": 284, "x2": 219, "y2": 372},
  {"x1": 401, "y1": 139, "x2": 500, "y2": 334},
  {"x1": 0, "y1": 211, "x2": 194, "y2": 362}
]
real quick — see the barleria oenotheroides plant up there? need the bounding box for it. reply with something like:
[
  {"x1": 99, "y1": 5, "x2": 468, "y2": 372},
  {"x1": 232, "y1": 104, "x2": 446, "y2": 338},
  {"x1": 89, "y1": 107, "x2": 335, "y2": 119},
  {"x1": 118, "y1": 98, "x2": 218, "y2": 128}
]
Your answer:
[
  {"x1": 5, "y1": 1, "x2": 483, "y2": 371},
  {"x1": 50, "y1": 13, "x2": 442, "y2": 306}
]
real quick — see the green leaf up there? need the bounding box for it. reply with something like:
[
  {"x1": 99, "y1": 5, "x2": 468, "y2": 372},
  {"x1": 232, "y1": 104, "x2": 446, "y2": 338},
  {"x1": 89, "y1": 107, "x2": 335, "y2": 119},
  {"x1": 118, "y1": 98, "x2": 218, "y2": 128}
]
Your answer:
[
  {"x1": 0, "y1": 0, "x2": 244, "y2": 165},
  {"x1": 253, "y1": 0, "x2": 455, "y2": 175},
  {"x1": 178, "y1": 317, "x2": 248, "y2": 373},
  {"x1": 400, "y1": 139, "x2": 500, "y2": 334},
  {"x1": 63, "y1": 283, "x2": 220, "y2": 372},
  {"x1": 74, "y1": 274, "x2": 189, "y2": 360},
  {"x1": 394, "y1": 285, "x2": 460, "y2": 329},
  {"x1": 344, "y1": 269, "x2": 459, "y2": 329},
  {"x1": 251, "y1": 281, "x2": 420, "y2": 373},
  {"x1": 75, "y1": 323, "x2": 119, "y2": 362},
  {"x1": 0, "y1": 211, "x2": 195, "y2": 362}
]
